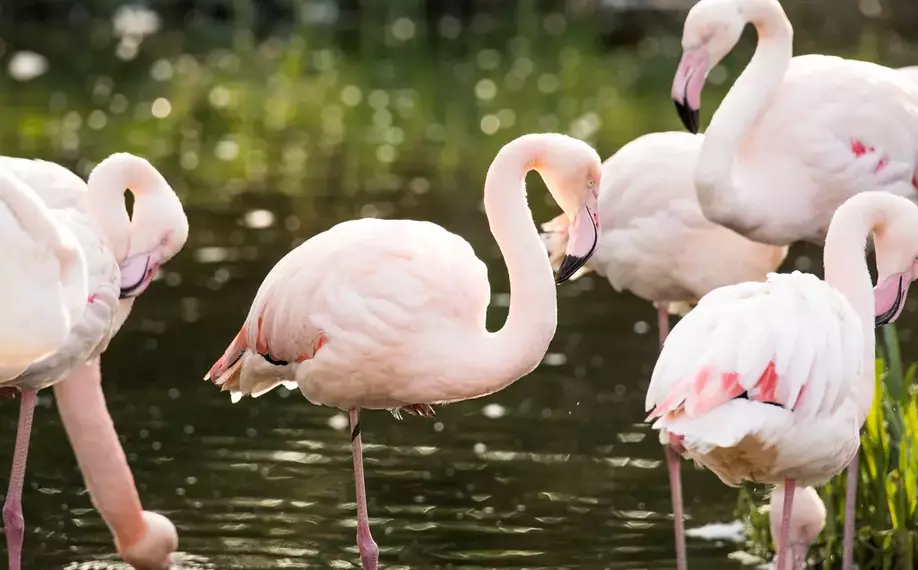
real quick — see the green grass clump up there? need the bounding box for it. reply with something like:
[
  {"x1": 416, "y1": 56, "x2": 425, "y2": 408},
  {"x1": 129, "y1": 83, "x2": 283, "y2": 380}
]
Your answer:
[{"x1": 738, "y1": 325, "x2": 918, "y2": 569}]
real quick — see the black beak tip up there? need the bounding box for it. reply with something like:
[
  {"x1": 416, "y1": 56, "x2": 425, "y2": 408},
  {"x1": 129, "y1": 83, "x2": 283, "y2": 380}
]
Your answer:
[
  {"x1": 555, "y1": 255, "x2": 587, "y2": 285},
  {"x1": 673, "y1": 99, "x2": 700, "y2": 134}
]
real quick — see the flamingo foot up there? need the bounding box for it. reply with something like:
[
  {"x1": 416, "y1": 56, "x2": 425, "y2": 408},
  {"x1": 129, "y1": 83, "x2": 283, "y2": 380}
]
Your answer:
[
  {"x1": 664, "y1": 444, "x2": 687, "y2": 570},
  {"x1": 775, "y1": 478, "x2": 796, "y2": 570},
  {"x1": 390, "y1": 403, "x2": 436, "y2": 419},
  {"x1": 4, "y1": 390, "x2": 37, "y2": 570}
]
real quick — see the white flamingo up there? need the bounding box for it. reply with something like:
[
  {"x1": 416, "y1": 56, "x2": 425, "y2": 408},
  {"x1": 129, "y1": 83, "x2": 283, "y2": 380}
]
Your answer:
[
  {"x1": 0, "y1": 153, "x2": 187, "y2": 570},
  {"x1": 539, "y1": 131, "x2": 787, "y2": 568},
  {"x1": 204, "y1": 133, "x2": 603, "y2": 570},
  {"x1": 770, "y1": 485, "x2": 826, "y2": 570},
  {"x1": 645, "y1": 192, "x2": 918, "y2": 570}
]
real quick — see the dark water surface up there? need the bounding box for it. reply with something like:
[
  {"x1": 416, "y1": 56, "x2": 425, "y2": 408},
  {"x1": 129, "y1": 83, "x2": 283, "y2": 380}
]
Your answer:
[{"x1": 2, "y1": 2, "x2": 918, "y2": 568}]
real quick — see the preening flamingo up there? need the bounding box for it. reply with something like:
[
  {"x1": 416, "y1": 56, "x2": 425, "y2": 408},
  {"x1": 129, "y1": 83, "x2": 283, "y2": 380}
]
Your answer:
[
  {"x1": 0, "y1": 153, "x2": 188, "y2": 570},
  {"x1": 0, "y1": 171, "x2": 87, "y2": 373},
  {"x1": 204, "y1": 133, "x2": 603, "y2": 570},
  {"x1": 540, "y1": 130, "x2": 787, "y2": 569},
  {"x1": 644, "y1": 192, "x2": 918, "y2": 570},
  {"x1": 672, "y1": 0, "x2": 918, "y2": 246},
  {"x1": 769, "y1": 485, "x2": 826, "y2": 570}
]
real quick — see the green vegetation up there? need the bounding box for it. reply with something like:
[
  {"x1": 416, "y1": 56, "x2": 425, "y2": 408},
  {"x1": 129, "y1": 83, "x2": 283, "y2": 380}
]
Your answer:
[{"x1": 738, "y1": 325, "x2": 918, "y2": 569}]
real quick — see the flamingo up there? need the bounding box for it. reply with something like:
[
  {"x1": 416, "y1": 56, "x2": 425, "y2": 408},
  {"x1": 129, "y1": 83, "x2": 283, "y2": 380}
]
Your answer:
[
  {"x1": 0, "y1": 170, "x2": 87, "y2": 373},
  {"x1": 671, "y1": 1, "x2": 918, "y2": 565},
  {"x1": 671, "y1": 0, "x2": 918, "y2": 247},
  {"x1": 769, "y1": 485, "x2": 826, "y2": 570},
  {"x1": 0, "y1": 153, "x2": 188, "y2": 570},
  {"x1": 203, "y1": 133, "x2": 603, "y2": 570},
  {"x1": 539, "y1": 131, "x2": 787, "y2": 569},
  {"x1": 644, "y1": 191, "x2": 918, "y2": 570}
]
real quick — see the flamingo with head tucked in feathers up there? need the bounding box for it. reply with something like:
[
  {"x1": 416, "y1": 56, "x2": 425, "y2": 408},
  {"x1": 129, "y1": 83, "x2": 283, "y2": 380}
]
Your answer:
[
  {"x1": 204, "y1": 133, "x2": 603, "y2": 570},
  {"x1": 645, "y1": 192, "x2": 918, "y2": 570},
  {"x1": 0, "y1": 153, "x2": 188, "y2": 570},
  {"x1": 770, "y1": 485, "x2": 826, "y2": 570}
]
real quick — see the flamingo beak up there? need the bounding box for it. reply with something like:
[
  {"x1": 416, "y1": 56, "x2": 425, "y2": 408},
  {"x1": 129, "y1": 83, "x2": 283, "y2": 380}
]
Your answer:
[
  {"x1": 119, "y1": 252, "x2": 160, "y2": 299},
  {"x1": 671, "y1": 47, "x2": 708, "y2": 134},
  {"x1": 875, "y1": 272, "x2": 910, "y2": 326},
  {"x1": 555, "y1": 194, "x2": 600, "y2": 284}
]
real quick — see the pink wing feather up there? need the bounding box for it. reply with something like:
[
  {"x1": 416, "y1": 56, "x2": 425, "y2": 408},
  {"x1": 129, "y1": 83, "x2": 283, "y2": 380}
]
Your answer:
[{"x1": 645, "y1": 271, "x2": 864, "y2": 434}]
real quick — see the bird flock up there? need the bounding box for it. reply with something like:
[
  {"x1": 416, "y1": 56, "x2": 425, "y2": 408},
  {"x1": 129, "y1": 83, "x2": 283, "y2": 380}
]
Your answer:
[{"x1": 4, "y1": 0, "x2": 918, "y2": 569}]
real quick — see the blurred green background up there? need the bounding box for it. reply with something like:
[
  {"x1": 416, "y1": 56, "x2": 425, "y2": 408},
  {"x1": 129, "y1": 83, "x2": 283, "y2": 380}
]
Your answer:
[{"x1": 2, "y1": 0, "x2": 918, "y2": 568}]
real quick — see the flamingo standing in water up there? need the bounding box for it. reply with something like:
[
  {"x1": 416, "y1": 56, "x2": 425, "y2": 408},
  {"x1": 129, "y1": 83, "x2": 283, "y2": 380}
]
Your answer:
[
  {"x1": 0, "y1": 171, "x2": 87, "y2": 373},
  {"x1": 539, "y1": 131, "x2": 787, "y2": 569},
  {"x1": 769, "y1": 485, "x2": 826, "y2": 570},
  {"x1": 204, "y1": 133, "x2": 603, "y2": 570},
  {"x1": 0, "y1": 153, "x2": 188, "y2": 570},
  {"x1": 644, "y1": 191, "x2": 918, "y2": 570},
  {"x1": 671, "y1": 1, "x2": 918, "y2": 565}
]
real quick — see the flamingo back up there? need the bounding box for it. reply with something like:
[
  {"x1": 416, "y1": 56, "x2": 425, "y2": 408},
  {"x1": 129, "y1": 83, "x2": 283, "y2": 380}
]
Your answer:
[
  {"x1": 645, "y1": 271, "x2": 864, "y2": 485},
  {"x1": 207, "y1": 217, "x2": 491, "y2": 410}
]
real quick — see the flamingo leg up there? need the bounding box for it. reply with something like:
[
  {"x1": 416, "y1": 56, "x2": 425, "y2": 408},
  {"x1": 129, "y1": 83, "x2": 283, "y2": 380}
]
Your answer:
[
  {"x1": 842, "y1": 453, "x2": 858, "y2": 570},
  {"x1": 349, "y1": 409, "x2": 378, "y2": 570},
  {"x1": 3, "y1": 389, "x2": 37, "y2": 570},
  {"x1": 664, "y1": 444, "x2": 687, "y2": 570},
  {"x1": 657, "y1": 305, "x2": 670, "y2": 347},
  {"x1": 776, "y1": 478, "x2": 796, "y2": 570}
]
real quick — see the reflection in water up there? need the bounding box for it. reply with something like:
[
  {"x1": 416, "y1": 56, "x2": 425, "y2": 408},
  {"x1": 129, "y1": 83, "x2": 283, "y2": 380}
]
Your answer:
[{"x1": 1, "y1": 2, "x2": 917, "y2": 569}]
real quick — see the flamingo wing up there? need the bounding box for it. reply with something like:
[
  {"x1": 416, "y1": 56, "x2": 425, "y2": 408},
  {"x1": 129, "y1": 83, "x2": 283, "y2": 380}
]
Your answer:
[
  {"x1": 0, "y1": 156, "x2": 89, "y2": 212},
  {"x1": 645, "y1": 271, "x2": 863, "y2": 431}
]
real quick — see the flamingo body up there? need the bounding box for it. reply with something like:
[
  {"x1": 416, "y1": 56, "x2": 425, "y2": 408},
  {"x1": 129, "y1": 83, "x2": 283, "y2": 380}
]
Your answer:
[
  {"x1": 770, "y1": 485, "x2": 826, "y2": 570},
  {"x1": 646, "y1": 271, "x2": 862, "y2": 486},
  {"x1": 541, "y1": 131, "x2": 787, "y2": 314},
  {"x1": 209, "y1": 217, "x2": 497, "y2": 411}
]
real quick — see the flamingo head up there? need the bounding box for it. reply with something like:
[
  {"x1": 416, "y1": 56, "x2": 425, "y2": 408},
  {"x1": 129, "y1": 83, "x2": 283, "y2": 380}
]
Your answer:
[
  {"x1": 769, "y1": 486, "x2": 825, "y2": 570},
  {"x1": 86, "y1": 152, "x2": 189, "y2": 300},
  {"x1": 116, "y1": 511, "x2": 178, "y2": 570},
  {"x1": 872, "y1": 209, "x2": 918, "y2": 325},
  {"x1": 534, "y1": 134, "x2": 602, "y2": 284},
  {"x1": 672, "y1": 0, "x2": 746, "y2": 133}
]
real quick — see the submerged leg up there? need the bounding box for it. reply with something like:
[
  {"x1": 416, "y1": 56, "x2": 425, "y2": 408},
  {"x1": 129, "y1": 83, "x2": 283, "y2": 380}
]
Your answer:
[
  {"x1": 349, "y1": 409, "x2": 378, "y2": 570},
  {"x1": 3, "y1": 390, "x2": 37, "y2": 570},
  {"x1": 775, "y1": 478, "x2": 796, "y2": 570},
  {"x1": 657, "y1": 305, "x2": 670, "y2": 348},
  {"x1": 842, "y1": 454, "x2": 858, "y2": 570},
  {"x1": 665, "y1": 444, "x2": 687, "y2": 570}
]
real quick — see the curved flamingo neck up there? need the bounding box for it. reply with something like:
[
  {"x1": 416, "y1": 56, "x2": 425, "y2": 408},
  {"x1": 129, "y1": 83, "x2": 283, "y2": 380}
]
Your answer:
[
  {"x1": 460, "y1": 137, "x2": 559, "y2": 400},
  {"x1": 695, "y1": 0, "x2": 793, "y2": 231},
  {"x1": 823, "y1": 193, "x2": 901, "y2": 420},
  {"x1": 85, "y1": 153, "x2": 171, "y2": 263}
]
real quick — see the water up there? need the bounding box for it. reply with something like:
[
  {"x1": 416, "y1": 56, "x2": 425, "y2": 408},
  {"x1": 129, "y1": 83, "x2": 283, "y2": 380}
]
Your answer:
[{"x1": 2, "y1": 1, "x2": 918, "y2": 568}]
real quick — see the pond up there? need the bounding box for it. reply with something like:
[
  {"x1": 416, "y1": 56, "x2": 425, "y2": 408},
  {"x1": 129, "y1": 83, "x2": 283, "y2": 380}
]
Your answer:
[{"x1": 1, "y1": 1, "x2": 917, "y2": 568}]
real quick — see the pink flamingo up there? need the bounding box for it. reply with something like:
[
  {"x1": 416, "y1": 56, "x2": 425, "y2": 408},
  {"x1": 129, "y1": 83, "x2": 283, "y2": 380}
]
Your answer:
[
  {"x1": 540, "y1": 130, "x2": 787, "y2": 569},
  {"x1": 0, "y1": 170, "x2": 87, "y2": 373},
  {"x1": 671, "y1": 1, "x2": 918, "y2": 566},
  {"x1": 0, "y1": 153, "x2": 188, "y2": 570},
  {"x1": 769, "y1": 485, "x2": 826, "y2": 570},
  {"x1": 672, "y1": 0, "x2": 918, "y2": 246},
  {"x1": 204, "y1": 133, "x2": 603, "y2": 570},
  {"x1": 644, "y1": 191, "x2": 918, "y2": 570}
]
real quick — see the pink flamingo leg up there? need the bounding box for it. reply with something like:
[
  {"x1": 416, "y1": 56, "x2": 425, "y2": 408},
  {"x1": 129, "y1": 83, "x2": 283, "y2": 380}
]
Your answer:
[
  {"x1": 665, "y1": 444, "x2": 687, "y2": 570},
  {"x1": 776, "y1": 479, "x2": 796, "y2": 570},
  {"x1": 3, "y1": 389, "x2": 37, "y2": 570},
  {"x1": 842, "y1": 453, "x2": 858, "y2": 570},
  {"x1": 349, "y1": 409, "x2": 378, "y2": 570},
  {"x1": 657, "y1": 305, "x2": 686, "y2": 570},
  {"x1": 657, "y1": 304, "x2": 670, "y2": 346}
]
